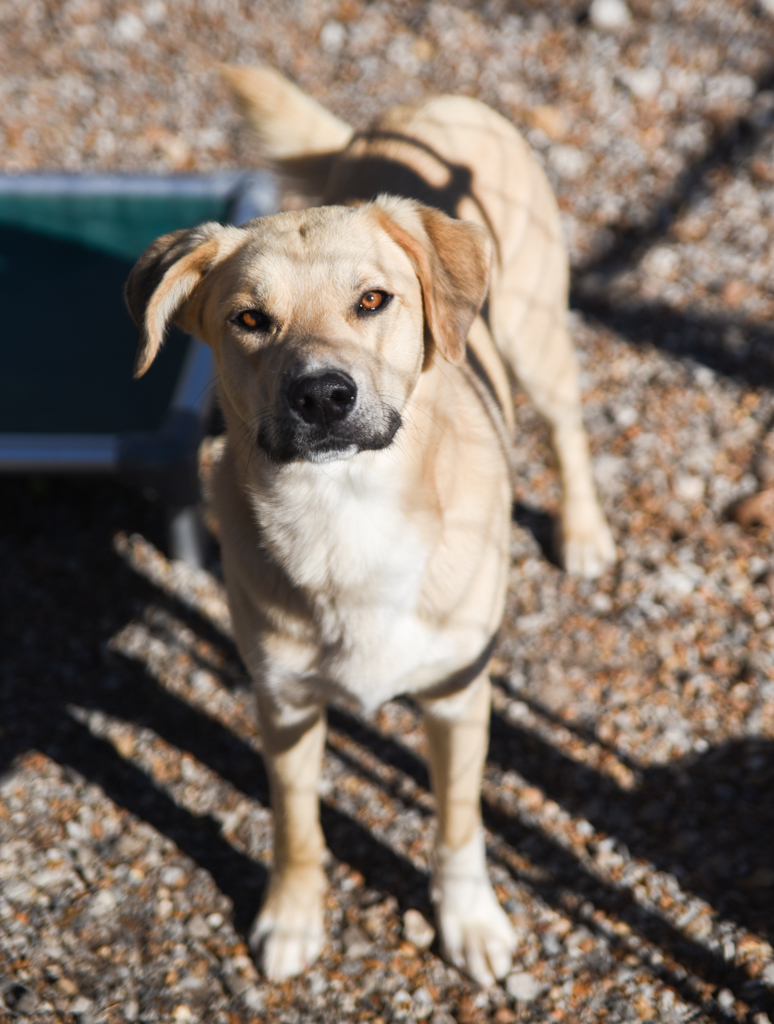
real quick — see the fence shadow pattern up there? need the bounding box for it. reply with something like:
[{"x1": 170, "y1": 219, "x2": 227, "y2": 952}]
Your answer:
[
  {"x1": 4, "y1": 44, "x2": 774, "y2": 1023},
  {"x1": 0, "y1": 478, "x2": 773, "y2": 1024}
]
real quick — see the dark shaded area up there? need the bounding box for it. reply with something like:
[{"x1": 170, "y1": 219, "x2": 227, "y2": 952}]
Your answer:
[
  {"x1": 467, "y1": 343, "x2": 504, "y2": 415},
  {"x1": 1, "y1": 981, "x2": 38, "y2": 1015},
  {"x1": 575, "y1": 61, "x2": 774, "y2": 287},
  {"x1": 52, "y1": 715, "x2": 267, "y2": 935},
  {"x1": 574, "y1": 294, "x2": 774, "y2": 391},
  {"x1": 323, "y1": 129, "x2": 499, "y2": 251},
  {"x1": 327, "y1": 145, "x2": 474, "y2": 219},
  {"x1": 320, "y1": 804, "x2": 431, "y2": 916},
  {"x1": 488, "y1": 708, "x2": 774, "y2": 940},
  {"x1": 487, "y1": 709, "x2": 774, "y2": 1018},
  {"x1": 328, "y1": 706, "x2": 432, "y2": 793},
  {"x1": 0, "y1": 476, "x2": 430, "y2": 938},
  {"x1": 485, "y1": 797, "x2": 772, "y2": 1023},
  {"x1": 571, "y1": 58, "x2": 774, "y2": 390},
  {"x1": 330, "y1": 691, "x2": 773, "y2": 1018},
  {"x1": 0, "y1": 224, "x2": 188, "y2": 435},
  {"x1": 2, "y1": 474, "x2": 772, "y2": 1020},
  {"x1": 512, "y1": 500, "x2": 560, "y2": 567}
]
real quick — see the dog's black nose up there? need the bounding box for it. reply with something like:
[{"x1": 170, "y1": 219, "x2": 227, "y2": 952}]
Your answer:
[{"x1": 287, "y1": 372, "x2": 357, "y2": 427}]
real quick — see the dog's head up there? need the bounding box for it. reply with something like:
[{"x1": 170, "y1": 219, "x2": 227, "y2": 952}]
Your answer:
[{"x1": 125, "y1": 196, "x2": 490, "y2": 464}]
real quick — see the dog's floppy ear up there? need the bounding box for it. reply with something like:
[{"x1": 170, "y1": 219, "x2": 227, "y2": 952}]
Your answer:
[
  {"x1": 125, "y1": 222, "x2": 242, "y2": 378},
  {"x1": 371, "y1": 196, "x2": 491, "y2": 366}
]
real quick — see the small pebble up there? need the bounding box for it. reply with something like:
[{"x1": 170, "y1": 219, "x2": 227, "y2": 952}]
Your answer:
[
  {"x1": 3, "y1": 983, "x2": 39, "y2": 1014},
  {"x1": 716, "y1": 988, "x2": 735, "y2": 1011},
  {"x1": 342, "y1": 923, "x2": 373, "y2": 958},
  {"x1": 413, "y1": 987, "x2": 435, "y2": 1019},
  {"x1": 505, "y1": 971, "x2": 540, "y2": 1002},
  {"x1": 71, "y1": 995, "x2": 94, "y2": 1024},
  {"x1": 589, "y1": 0, "x2": 632, "y2": 30},
  {"x1": 402, "y1": 909, "x2": 436, "y2": 951},
  {"x1": 430, "y1": 1011, "x2": 457, "y2": 1024},
  {"x1": 123, "y1": 1000, "x2": 140, "y2": 1022},
  {"x1": 186, "y1": 914, "x2": 210, "y2": 939}
]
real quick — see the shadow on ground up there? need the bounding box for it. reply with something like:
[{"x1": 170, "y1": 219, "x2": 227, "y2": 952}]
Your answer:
[
  {"x1": 571, "y1": 55, "x2": 774, "y2": 390},
  {"x1": 2, "y1": 476, "x2": 773, "y2": 1021}
]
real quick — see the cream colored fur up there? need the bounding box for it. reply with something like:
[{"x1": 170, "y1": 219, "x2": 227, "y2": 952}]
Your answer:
[
  {"x1": 125, "y1": 67, "x2": 616, "y2": 987},
  {"x1": 221, "y1": 64, "x2": 353, "y2": 162}
]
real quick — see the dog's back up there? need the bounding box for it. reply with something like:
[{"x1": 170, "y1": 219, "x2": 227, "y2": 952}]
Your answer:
[{"x1": 223, "y1": 66, "x2": 614, "y2": 577}]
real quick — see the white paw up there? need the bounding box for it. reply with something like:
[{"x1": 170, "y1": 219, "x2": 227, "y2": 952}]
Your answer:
[
  {"x1": 560, "y1": 504, "x2": 617, "y2": 579},
  {"x1": 431, "y1": 833, "x2": 518, "y2": 987},
  {"x1": 249, "y1": 869, "x2": 325, "y2": 981}
]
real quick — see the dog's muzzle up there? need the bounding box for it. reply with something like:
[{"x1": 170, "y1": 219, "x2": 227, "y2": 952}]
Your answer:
[{"x1": 256, "y1": 368, "x2": 402, "y2": 463}]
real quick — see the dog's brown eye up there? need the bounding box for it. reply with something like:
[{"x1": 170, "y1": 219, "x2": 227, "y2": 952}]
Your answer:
[
  {"x1": 358, "y1": 290, "x2": 391, "y2": 315},
  {"x1": 235, "y1": 309, "x2": 271, "y2": 331}
]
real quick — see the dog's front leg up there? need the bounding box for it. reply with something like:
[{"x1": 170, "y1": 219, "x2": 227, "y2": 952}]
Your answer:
[
  {"x1": 421, "y1": 673, "x2": 517, "y2": 986},
  {"x1": 249, "y1": 696, "x2": 327, "y2": 980}
]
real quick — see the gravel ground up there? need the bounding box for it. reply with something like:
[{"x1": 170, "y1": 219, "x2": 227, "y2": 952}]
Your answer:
[{"x1": 3, "y1": 1, "x2": 774, "y2": 1022}]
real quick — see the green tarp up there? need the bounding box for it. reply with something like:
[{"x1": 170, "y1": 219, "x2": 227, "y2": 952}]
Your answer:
[{"x1": 0, "y1": 187, "x2": 228, "y2": 434}]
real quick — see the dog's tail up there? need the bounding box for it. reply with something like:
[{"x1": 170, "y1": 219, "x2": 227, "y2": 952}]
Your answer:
[{"x1": 221, "y1": 65, "x2": 354, "y2": 195}]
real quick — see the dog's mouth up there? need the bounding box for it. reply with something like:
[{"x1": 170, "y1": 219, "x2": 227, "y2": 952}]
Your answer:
[
  {"x1": 255, "y1": 370, "x2": 402, "y2": 464},
  {"x1": 256, "y1": 412, "x2": 401, "y2": 464}
]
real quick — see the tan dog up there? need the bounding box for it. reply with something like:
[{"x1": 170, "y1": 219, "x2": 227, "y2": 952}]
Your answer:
[{"x1": 125, "y1": 67, "x2": 615, "y2": 986}]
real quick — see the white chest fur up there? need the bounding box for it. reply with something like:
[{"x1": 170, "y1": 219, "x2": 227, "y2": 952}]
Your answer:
[{"x1": 249, "y1": 453, "x2": 462, "y2": 709}]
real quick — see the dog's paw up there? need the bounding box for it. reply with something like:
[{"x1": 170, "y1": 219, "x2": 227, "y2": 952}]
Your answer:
[
  {"x1": 560, "y1": 503, "x2": 617, "y2": 579},
  {"x1": 249, "y1": 868, "x2": 325, "y2": 981},
  {"x1": 431, "y1": 833, "x2": 518, "y2": 987}
]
